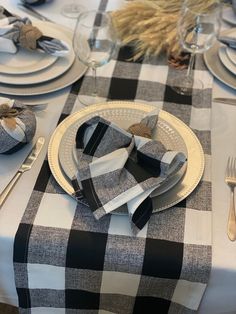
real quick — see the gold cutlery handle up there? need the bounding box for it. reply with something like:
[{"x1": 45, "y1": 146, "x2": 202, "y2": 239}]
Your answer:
[
  {"x1": 213, "y1": 98, "x2": 236, "y2": 106},
  {"x1": 228, "y1": 186, "x2": 236, "y2": 241},
  {"x1": 0, "y1": 172, "x2": 22, "y2": 209}
]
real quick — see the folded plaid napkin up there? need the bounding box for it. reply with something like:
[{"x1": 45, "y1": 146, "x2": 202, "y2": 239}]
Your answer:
[
  {"x1": 0, "y1": 96, "x2": 36, "y2": 154},
  {"x1": 0, "y1": 6, "x2": 69, "y2": 56},
  {"x1": 21, "y1": 0, "x2": 52, "y2": 5},
  {"x1": 72, "y1": 112, "x2": 187, "y2": 233}
]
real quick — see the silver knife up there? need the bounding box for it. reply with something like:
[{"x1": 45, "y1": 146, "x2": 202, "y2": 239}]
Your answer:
[
  {"x1": 17, "y1": 3, "x2": 53, "y2": 22},
  {"x1": 0, "y1": 137, "x2": 45, "y2": 209},
  {"x1": 213, "y1": 98, "x2": 236, "y2": 106}
]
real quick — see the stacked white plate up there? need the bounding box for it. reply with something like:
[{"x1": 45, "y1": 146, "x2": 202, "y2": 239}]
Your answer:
[
  {"x1": 204, "y1": 28, "x2": 236, "y2": 90},
  {"x1": 0, "y1": 21, "x2": 87, "y2": 96}
]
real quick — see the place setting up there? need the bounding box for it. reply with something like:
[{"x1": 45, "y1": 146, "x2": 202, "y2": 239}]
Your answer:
[
  {"x1": 0, "y1": 5, "x2": 87, "y2": 96},
  {"x1": 204, "y1": 2, "x2": 236, "y2": 91}
]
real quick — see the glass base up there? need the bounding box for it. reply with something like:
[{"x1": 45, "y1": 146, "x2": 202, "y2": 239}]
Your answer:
[
  {"x1": 61, "y1": 4, "x2": 84, "y2": 19},
  {"x1": 78, "y1": 94, "x2": 106, "y2": 107},
  {"x1": 170, "y1": 76, "x2": 203, "y2": 96}
]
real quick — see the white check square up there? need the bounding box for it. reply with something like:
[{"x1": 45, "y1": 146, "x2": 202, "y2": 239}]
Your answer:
[{"x1": 34, "y1": 193, "x2": 76, "y2": 229}]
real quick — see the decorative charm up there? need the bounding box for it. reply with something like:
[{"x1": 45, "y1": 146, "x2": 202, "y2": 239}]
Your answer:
[
  {"x1": 19, "y1": 24, "x2": 43, "y2": 51},
  {"x1": 0, "y1": 99, "x2": 36, "y2": 154}
]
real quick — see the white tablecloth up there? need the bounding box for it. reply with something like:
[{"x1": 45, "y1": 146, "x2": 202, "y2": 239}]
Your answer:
[{"x1": 0, "y1": 0, "x2": 236, "y2": 313}]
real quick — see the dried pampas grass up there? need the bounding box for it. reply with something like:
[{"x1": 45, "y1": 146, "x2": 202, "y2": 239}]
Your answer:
[{"x1": 111, "y1": 0, "x2": 218, "y2": 61}]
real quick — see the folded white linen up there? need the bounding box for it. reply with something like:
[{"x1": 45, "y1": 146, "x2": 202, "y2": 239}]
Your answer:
[
  {"x1": 0, "y1": 6, "x2": 69, "y2": 57},
  {"x1": 72, "y1": 111, "x2": 187, "y2": 233}
]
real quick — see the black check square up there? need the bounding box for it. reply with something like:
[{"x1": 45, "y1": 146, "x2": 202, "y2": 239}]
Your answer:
[
  {"x1": 164, "y1": 85, "x2": 192, "y2": 105},
  {"x1": 65, "y1": 289, "x2": 100, "y2": 309},
  {"x1": 66, "y1": 230, "x2": 108, "y2": 270},
  {"x1": 142, "y1": 239, "x2": 183, "y2": 279},
  {"x1": 117, "y1": 46, "x2": 143, "y2": 63},
  {"x1": 133, "y1": 296, "x2": 171, "y2": 313},
  {"x1": 108, "y1": 77, "x2": 138, "y2": 100}
]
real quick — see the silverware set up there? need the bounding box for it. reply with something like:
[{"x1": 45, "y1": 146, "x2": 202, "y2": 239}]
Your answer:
[
  {"x1": 17, "y1": 1, "x2": 53, "y2": 22},
  {"x1": 0, "y1": 137, "x2": 45, "y2": 209},
  {"x1": 213, "y1": 98, "x2": 236, "y2": 105},
  {"x1": 225, "y1": 157, "x2": 236, "y2": 241}
]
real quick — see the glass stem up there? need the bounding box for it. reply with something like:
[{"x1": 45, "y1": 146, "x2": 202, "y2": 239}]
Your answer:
[
  {"x1": 185, "y1": 52, "x2": 195, "y2": 85},
  {"x1": 92, "y1": 67, "x2": 98, "y2": 97}
]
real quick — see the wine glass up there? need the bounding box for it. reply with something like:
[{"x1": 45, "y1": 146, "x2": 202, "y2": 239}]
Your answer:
[
  {"x1": 73, "y1": 10, "x2": 117, "y2": 106},
  {"x1": 171, "y1": 0, "x2": 221, "y2": 95},
  {"x1": 61, "y1": 1, "x2": 84, "y2": 19}
]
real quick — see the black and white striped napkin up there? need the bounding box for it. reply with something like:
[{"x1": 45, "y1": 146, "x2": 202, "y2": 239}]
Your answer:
[{"x1": 72, "y1": 112, "x2": 187, "y2": 233}]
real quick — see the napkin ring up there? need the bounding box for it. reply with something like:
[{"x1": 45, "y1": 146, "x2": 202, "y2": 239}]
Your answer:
[{"x1": 19, "y1": 24, "x2": 42, "y2": 51}]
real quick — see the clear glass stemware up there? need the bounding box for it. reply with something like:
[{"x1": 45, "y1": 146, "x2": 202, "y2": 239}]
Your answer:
[
  {"x1": 61, "y1": 0, "x2": 84, "y2": 19},
  {"x1": 73, "y1": 10, "x2": 117, "y2": 106},
  {"x1": 171, "y1": 0, "x2": 221, "y2": 95}
]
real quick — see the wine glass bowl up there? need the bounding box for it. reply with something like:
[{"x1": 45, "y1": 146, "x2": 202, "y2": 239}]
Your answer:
[
  {"x1": 171, "y1": 0, "x2": 221, "y2": 95},
  {"x1": 73, "y1": 10, "x2": 116, "y2": 105}
]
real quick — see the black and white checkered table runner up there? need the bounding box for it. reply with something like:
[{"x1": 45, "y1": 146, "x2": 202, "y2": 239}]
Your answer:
[{"x1": 13, "y1": 3, "x2": 212, "y2": 313}]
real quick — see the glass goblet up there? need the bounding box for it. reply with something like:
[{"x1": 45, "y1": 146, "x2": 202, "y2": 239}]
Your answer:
[
  {"x1": 73, "y1": 10, "x2": 117, "y2": 106},
  {"x1": 171, "y1": 0, "x2": 221, "y2": 95}
]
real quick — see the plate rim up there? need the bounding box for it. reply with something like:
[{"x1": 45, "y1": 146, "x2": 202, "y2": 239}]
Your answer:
[
  {"x1": 58, "y1": 109, "x2": 188, "y2": 197},
  {"x1": 218, "y1": 46, "x2": 236, "y2": 76},
  {"x1": 48, "y1": 101, "x2": 205, "y2": 213},
  {"x1": 0, "y1": 22, "x2": 75, "y2": 85},
  {"x1": 204, "y1": 28, "x2": 236, "y2": 90},
  {"x1": 0, "y1": 46, "x2": 57, "y2": 75},
  {"x1": 0, "y1": 21, "x2": 87, "y2": 96}
]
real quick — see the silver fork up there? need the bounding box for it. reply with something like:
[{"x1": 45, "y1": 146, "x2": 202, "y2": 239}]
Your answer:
[{"x1": 225, "y1": 157, "x2": 236, "y2": 241}]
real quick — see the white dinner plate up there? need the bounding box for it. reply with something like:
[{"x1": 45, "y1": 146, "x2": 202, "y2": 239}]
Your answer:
[
  {"x1": 48, "y1": 101, "x2": 204, "y2": 214},
  {"x1": 0, "y1": 22, "x2": 75, "y2": 85},
  {"x1": 58, "y1": 108, "x2": 187, "y2": 198},
  {"x1": 222, "y1": 6, "x2": 236, "y2": 26},
  {"x1": 0, "y1": 22, "x2": 87, "y2": 96},
  {"x1": 218, "y1": 46, "x2": 236, "y2": 76},
  {"x1": 0, "y1": 46, "x2": 57, "y2": 75},
  {"x1": 204, "y1": 29, "x2": 236, "y2": 90},
  {"x1": 226, "y1": 47, "x2": 236, "y2": 66}
]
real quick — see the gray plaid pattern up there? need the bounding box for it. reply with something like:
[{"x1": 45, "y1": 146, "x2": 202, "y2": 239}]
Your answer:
[{"x1": 13, "y1": 5, "x2": 212, "y2": 312}]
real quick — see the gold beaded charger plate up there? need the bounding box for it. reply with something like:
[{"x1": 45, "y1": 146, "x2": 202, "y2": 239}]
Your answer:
[{"x1": 48, "y1": 101, "x2": 205, "y2": 214}]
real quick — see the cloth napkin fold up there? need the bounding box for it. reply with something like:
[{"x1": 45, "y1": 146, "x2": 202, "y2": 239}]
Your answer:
[
  {"x1": 21, "y1": 0, "x2": 52, "y2": 5},
  {"x1": 72, "y1": 111, "x2": 187, "y2": 233},
  {"x1": 0, "y1": 96, "x2": 36, "y2": 154},
  {"x1": 0, "y1": 6, "x2": 69, "y2": 56}
]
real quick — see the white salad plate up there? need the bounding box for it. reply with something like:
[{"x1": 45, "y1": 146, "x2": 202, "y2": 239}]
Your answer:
[
  {"x1": 218, "y1": 47, "x2": 236, "y2": 76},
  {"x1": 204, "y1": 29, "x2": 236, "y2": 90},
  {"x1": 48, "y1": 101, "x2": 205, "y2": 214},
  {"x1": 226, "y1": 47, "x2": 236, "y2": 66},
  {"x1": 0, "y1": 21, "x2": 87, "y2": 96},
  {"x1": 0, "y1": 22, "x2": 75, "y2": 85},
  {"x1": 0, "y1": 46, "x2": 57, "y2": 75}
]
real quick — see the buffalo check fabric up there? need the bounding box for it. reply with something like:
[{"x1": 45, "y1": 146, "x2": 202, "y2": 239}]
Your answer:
[
  {"x1": 13, "y1": 7, "x2": 212, "y2": 314},
  {"x1": 72, "y1": 114, "x2": 186, "y2": 233}
]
